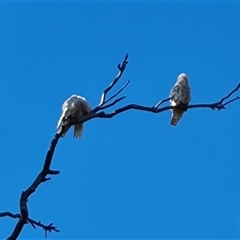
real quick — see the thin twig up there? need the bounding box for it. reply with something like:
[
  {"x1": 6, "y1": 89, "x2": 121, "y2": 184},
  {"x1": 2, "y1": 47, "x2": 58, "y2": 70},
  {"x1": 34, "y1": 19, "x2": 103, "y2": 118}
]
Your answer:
[
  {"x1": 96, "y1": 96, "x2": 126, "y2": 111},
  {"x1": 154, "y1": 97, "x2": 171, "y2": 108},
  {"x1": 98, "y1": 53, "x2": 129, "y2": 108},
  {"x1": 222, "y1": 96, "x2": 240, "y2": 108},
  {"x1": 0, "y1": 212, "x2": 60, "y2": 237},
  {"x1": 104, "y1": 80, "x2": 130, "y2": 105},
  {"x1": 219, "y1": 82, "x2": 240, "y2": 104}
]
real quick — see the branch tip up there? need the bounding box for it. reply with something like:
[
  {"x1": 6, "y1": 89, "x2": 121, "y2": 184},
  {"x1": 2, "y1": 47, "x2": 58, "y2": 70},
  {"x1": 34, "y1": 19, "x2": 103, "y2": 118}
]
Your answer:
[
  {"x1": 48, "y1": 169, "x2": 60, "y2": 175},
  {"x1": 97, "y1": 54, "x2": 129, "y2": 111},
  {"x1": 42, "y1": 177, "x2": 51, "y2": 182}
]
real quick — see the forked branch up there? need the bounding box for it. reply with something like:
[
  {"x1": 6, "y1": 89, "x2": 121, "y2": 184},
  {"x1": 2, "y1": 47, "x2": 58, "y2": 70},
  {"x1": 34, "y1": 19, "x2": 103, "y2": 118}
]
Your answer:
[
  {"x1": 71, "y1": 81, "x2": 240, "y2": 123},
  {"x1": 0, "y1": 212, "x2": 59, "y2": 237},
  {"x1": 6, "y1": 134, "x2": 61, "y2": 240},
  {"x1": 2, "y1": 53, "x2": 240, "y2": 240},
  {"x1": 2, "y1": 54, "x2": 131, "y2": 239},
  {"x1": 93, "y1": 53, "x2": 130, "y2": 113}
]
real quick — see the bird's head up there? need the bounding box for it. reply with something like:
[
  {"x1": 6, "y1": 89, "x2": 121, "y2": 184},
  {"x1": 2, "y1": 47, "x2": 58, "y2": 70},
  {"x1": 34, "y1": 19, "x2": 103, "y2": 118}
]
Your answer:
[{"x1": 177, "y1": 73, "x2": 189, "y2": 84}]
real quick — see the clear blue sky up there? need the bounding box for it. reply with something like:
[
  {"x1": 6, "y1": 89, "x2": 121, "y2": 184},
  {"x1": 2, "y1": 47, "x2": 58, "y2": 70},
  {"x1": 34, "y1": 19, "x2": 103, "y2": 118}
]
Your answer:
[{"x1": 1, "y1": 2, "x2": 240, "y2": 239}]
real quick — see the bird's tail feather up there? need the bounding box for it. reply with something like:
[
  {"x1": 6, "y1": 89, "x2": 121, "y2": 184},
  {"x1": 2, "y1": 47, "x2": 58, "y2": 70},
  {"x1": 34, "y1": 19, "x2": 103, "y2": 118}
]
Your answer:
[
  {"x1": 170, "y1": 109, "x2": 184, "y2": 126},
  {"x1": 73, "y1": 123, "x2": 84, "y2": 138}
]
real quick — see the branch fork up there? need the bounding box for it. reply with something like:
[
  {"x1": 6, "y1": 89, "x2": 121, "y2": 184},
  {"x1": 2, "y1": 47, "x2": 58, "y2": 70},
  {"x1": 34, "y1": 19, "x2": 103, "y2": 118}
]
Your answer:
[{"x1": 2, "y1": 53, "x2": 240, "y2": 239}]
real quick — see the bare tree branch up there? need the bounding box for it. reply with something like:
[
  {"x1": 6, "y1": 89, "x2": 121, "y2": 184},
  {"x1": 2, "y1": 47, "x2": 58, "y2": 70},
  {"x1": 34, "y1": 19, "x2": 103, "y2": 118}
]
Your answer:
[
  {"x1": 6, "y1": 133, "x2": 61, "y2": 240},
  {"x1": 219, "y1": 82, "x2": 240, "y2": 105},
  {"x1": 154, "y1": 97, "x2": 171, "y2": 108},
  {"x1": 93, "y1": 53, "x2": 129, "y2": 113},
  {"x1": 70, "y1": 82, "x2": 240, "y2": 124},
  {"x1": 2, "y1": 54, "x2": 130, "y2": 239},
  {"x1": 222, "y1": 96, "x2": 240, "y2": 108},
  {"x1": 2, "y1": 53, "x2": 240, "y2": 239},
  {"x1": 104, "y1": 80, "x2": 130, "y2": 105},
  {"x1": 96, "y1": 96, "x2": 126, "y2": 111},
  {"x1": 0, "y1": 212, "x2": 60, "y2": 237},
  {"x1": 98, "y1": 53, "x2": 129, "y2": 107}
]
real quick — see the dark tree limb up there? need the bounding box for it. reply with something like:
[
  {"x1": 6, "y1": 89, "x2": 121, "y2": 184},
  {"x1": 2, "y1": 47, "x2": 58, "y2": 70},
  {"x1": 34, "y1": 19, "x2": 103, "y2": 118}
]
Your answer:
[
  {"x1": 96, "y1": 96, "x2": 126, "y2": 111},
  {"x1": 0, "y1": 212, "x2": 59, "y2": 237},
  {"x1": 6, "y1": 133, "x2": 61, "y2": 240},
  {"x1": 2, "y1": 53, "x2": 240, "y2": 239},
  {"x1": 103, "y1": 80, "x2": 130, "y2": 105},
  {"x1": 2, "y1": 54, "x2": 131, "y2": 239},
  {"x1": 93, "y1": 53, "x2": 129, "y2": 113},
  {"x1": 219, "y1": 82, "x2": 240, "y2": 105},
  {"x1": 154, "y1": 97, "x2": 171, "y2": 108},
  {"x1": 222, "y1": 96, "x2": 240, "y2": 108},
  {"x1": 98, "y1": 53, "x2": 129, "y2": 106},
  {"x1": 69, "y1": 82, "x2": 240, "y2": 124}
]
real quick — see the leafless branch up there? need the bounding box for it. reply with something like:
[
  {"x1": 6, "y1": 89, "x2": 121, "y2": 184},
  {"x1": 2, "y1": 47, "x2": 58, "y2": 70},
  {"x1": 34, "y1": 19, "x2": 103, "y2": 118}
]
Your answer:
[
  {"x1": 6, "y1": 133, "x2": 61, "y2": 240},
  {"x1": 104, "y1": 80, "x2": 130, "y2": 105},
  {"x1": 2, "y1": 54, "x2": 131, "y2": 239},
  {"x1": 0, "y1": 212, "x2": 60, "y2": 237},
  {"x1": 71, "y1": 82, "x2": 240, "y2": 124},
  {"x1": 96, "y1": 96, "x2": 126, "y2": 111},
  {"x1": 2, "y1": 53, "x2": 240, "y2": 239},
  {"x1": 93, "y1": 53, "x2": 129, "y2": 113},
  {"x1": 219, "y1": 82, "x2": 240, "y2": 105},
  {"x1": 99, "y1": 53, "x2": 128, "y2": 106},
  {"x1": 154, "y1": 97, "x2": 171, "y2": 108},
  {"x1": 222, "y1": 96, "x2": 240, "y2": 108}
]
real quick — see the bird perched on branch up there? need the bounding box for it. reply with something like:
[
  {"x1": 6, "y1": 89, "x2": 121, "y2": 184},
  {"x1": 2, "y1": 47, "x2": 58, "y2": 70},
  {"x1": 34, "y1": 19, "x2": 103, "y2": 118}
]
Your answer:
[
  {"x1": 169, "y1": 73, "x2": 191, "y2": 126},
  {"x1": 57, "y1": 95, "x2": 92, "y2": 138}
]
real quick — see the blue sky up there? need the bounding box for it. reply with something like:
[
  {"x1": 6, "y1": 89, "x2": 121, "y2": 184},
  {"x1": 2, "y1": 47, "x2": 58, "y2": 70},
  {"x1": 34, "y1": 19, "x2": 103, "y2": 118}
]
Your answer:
[{"x1": 1, "y1": 2, "x2": 240, "y2": 239}]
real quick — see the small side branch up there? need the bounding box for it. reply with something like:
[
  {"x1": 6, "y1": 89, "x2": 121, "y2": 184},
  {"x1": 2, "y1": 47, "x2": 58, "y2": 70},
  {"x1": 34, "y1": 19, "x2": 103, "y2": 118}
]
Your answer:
[
  {"x1": 104, "y1": 80, "x2": 130, "y2": 105},
  {"x1": 97, "y1": 96, "x2": 126, "y2": 111},
  {"x1": 7, "y1": 133, "x2": 61, "y2": 240},
  {"x1": 219, "y1": 82, "x2": 240, "y2": 105},
  {"x1": 222, "y1": 96, "x2": 240, "y2": 108},
  {"x1": 93, "y1": 53, "x2": 130, "y2": 113},
  {"x1": 154, "y1": 97, "x2": 171, "y2": 108},
  {"x1": 0, "y1": 212, "x2": 59, "y2": 237}
]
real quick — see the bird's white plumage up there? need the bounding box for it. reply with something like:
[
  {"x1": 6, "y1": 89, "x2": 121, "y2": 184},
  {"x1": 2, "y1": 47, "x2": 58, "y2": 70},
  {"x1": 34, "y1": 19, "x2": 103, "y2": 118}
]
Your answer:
[
  {"x1": 169, "y1": 73, "x2": 191, "y2": 126},
  {"x1": 57, "y1": 95, "x2": 92, "y2": 138}
]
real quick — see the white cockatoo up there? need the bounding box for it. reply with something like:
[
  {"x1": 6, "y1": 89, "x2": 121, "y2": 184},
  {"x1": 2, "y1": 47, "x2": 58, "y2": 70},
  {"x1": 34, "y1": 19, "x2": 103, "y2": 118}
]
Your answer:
[
  {"x1": 169, "y1": 73, "x2": 191, "y2": 126},
  {"x1": 57, "y1": 95, "x2": 92, "y2": 138}
]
